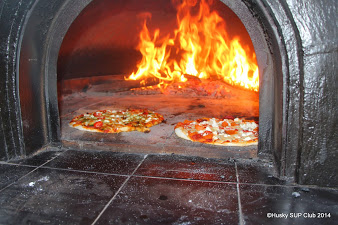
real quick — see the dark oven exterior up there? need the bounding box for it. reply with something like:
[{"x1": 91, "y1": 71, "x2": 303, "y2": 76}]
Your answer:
[{"x1": 0, "y1": 0, "x2": 336, "y2": 187}]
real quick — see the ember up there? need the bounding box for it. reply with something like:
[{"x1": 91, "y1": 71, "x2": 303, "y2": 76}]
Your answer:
[{"x1": 126, "y1": 0, "x2": 259, "y2": 92}]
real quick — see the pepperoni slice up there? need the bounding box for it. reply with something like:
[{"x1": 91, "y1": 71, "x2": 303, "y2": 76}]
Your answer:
[
  {"x1": 94, "y1": 112, "x2": 102, "y2": 117},
  {"x1": 203, "y1": 131, "x2": 213, "y2": 140},
  {"x1": 195, "y1": 124, "x2": 205, "y2": 130},
  {"x1": 183, "y1": 120, "x2": 193, "y2": 125},
  {"x1": 221, "y1": 121, "x2": 229, "y2": 127},
  {"x1": 189, "y1": 132, "x2": 204, "y2": 141},
  {"x1": 225, "y1": 129, "x2": 237, "y2": 135},
  {"x1": 93, "y1": 121, "x2": 103, "y2": 128}
]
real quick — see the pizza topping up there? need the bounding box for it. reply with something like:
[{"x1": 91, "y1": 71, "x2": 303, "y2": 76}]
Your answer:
[
  {"x1": 225, "y1": 129, "x2": 237, "y2": 135},
  {"x1": 175, "y1": 117, "x2": 258, "y2": 146},
  {"x1": 93, "y1": 112, "x2": 102, "y2": 117},
  {"x1": 69, "y1": 109, "x2": 164, "y2": 133},
  {"x1": 244, "y1": 136, "x2": 253, "y2": 141},
  {"x1": 93, "y1": 121, "x2": 103, "y2": 128},
  {"x1": 240, "y1": 121, "x2": 258, "y2": 131},
  {"x1": 195, "y1": 124, "x2": 205, "y2": 130}
]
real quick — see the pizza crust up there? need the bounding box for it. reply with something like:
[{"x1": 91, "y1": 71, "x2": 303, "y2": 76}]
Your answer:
[
  {"x1": 174, "y1": 127, "x2": 257, "y2": 146},
  {"x1": 69, "y1": 124, "x2": 102, "y2": 133},
  {"x1": 212, "y1": 140, "x2": 258, "y2": 146},
  {"x1": 69, "y1": 124, "x2": 132, "y2": 133},
  {"x1": 174, "y1": 128, "x2": 190, "y2": 141}
]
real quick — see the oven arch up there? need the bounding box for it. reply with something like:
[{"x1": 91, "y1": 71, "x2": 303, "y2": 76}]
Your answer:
[{"x1": 5, "y1": 0, "x2": 303, "y2": 181}]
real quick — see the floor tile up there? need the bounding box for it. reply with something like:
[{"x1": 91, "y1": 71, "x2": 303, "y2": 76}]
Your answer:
[
  {"x1": 0, "y1": 168, "x2": 126, "y2": 225},
  {"x1": 8, "y1": 150, "x2": 63, "y2": 167},
  {"x1": 236, "y1": 161, "x2": 285, "y2": 185},
  {"x1": 135, "y1": 154, "x2": 237, "y2": 182},
  {"x1": 0, "y1": 164, "x2": 35, "y2": 190},
  {"x1": 240, "y1": 184, "x2": 338, "y2": 225},
  {"x1": 43, "y1": 150, "x2": 145, "y2": 174},
  {"x1": 96, "y1": 176, "x2": 239, "y2": 224}
]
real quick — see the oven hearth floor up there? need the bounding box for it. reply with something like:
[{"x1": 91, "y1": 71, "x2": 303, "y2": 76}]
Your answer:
[
  {"x1": 59, "y1": 85, "x2": 259, "y2": 158},
  {"x1": 0, "y1": 148, "x2": 337, "y2": 224}
]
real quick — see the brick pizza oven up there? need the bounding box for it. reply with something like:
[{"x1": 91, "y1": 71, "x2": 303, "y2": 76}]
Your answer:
[{"x1": 0, "y1": 0, "x2": 336, "y2": 187}]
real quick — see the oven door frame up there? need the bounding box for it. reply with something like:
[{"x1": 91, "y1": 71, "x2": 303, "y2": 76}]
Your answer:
[{"x1": 1, "y1": 0, "x2": 303, "y2": 183}]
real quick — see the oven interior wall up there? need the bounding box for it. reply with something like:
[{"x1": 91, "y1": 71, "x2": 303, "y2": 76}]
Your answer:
[
  {"x1": 0, "y1": 0, "x2": 336, "y2": 187},
  {"x1": 58, "y1": 0, "x2": 256, "y2": 80}
]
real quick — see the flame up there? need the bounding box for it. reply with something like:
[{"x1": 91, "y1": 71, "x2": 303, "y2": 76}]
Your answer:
[{"x1": 126, "y1": 0, "x2": 259, "y2": 92}]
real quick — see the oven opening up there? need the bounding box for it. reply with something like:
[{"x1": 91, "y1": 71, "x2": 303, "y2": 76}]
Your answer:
[
  {"x1": 10, "y1": 0, "x2": 335, "y2": 187},
  {"x1": 57, "y1": 0, "x2": 260, "y2": 158}
]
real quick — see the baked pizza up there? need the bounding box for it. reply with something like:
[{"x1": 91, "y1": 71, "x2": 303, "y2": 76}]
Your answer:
[
  {"x1": 175, "y1": 117, "x2": 258, "y2": 146},
  {"x1": 69, "y1": 109, "x2": 164, "y2": 133}
]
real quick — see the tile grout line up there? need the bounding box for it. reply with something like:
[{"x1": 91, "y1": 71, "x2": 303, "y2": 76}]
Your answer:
[
  {"x1": 132, "y1": 174, "x2": 238, "y2": 185},
  {"x1": 0, "y1": 151, "x2": 66, "y2": 193},
  {"x1": 91, "y1": 154, "x2": 149, "y2": 225},
  {"x1": 4, "y1": 162, "x2": 240, "y2": 185},
  {"x1": 0, "y1": 162, "x2": 37, "y2": 168},
  {"x1": 235, "y1": 162, "x2": 245, "y2": 225},
  {"x1": 38, "y1": 166, "x2": 130, "y2": 177},
  {"x1": 4, "y1": 159, "x2": 323, "y2": 189}
]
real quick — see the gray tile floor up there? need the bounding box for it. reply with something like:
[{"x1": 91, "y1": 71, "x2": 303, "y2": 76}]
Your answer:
[{"x1": 0, "y1": 149, "x2": 337, "y2": 224}]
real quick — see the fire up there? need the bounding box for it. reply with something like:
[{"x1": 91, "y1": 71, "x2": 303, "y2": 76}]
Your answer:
[{"x1": 126, "y1": 0, "x2": 259, "y2": 92}]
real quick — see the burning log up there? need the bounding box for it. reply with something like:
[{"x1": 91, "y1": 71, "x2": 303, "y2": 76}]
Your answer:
[{"x1": 125, "y1": 0, "x2": 259, "y2": 92}]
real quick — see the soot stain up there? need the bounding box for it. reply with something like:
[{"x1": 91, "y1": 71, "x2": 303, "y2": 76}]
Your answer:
[
  {"x1": 82, "y1": 85, "x2": 89, "y2": 93},
  {"x1": 188, "y1": 104, "x2": 206, "y2": 110},
  {"x1": 140, "y1": 215, "x2": 148, "y2": 220},
  {"x1": 159, "y1": 195, "x2": 168, "y2": 200},
  {"x1": 173, "y1": 112, "x2": 184, "y2": 116}
]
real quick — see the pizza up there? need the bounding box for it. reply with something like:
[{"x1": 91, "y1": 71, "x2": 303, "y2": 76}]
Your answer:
[
  {"x1": 174, "y1": 117, "x2": 258, "y2": 146},
  {"x1": 69, "y1": 109, "x2": 164, "y2": 133}
]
